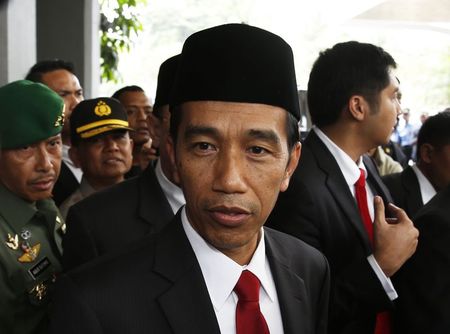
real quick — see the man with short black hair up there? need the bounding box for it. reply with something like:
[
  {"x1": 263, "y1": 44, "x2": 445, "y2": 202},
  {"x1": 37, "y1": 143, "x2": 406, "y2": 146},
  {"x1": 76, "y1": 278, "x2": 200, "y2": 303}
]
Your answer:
[
  {"x1": 112, "y1": 85, "x2": 156, "y2": 175},
  {"x1": 383, "y1": 110, "x2": 450, "y2": 217},
  {"x1": 26, "y1": 59, "x2": 84, "y2": 206},
  {"x1": 267, "y1": 41, "x2": 419, "y2": 334}
]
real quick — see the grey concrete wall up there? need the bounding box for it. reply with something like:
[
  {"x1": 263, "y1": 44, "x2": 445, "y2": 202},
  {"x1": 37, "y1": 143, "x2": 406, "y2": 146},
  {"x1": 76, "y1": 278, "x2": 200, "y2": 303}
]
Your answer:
[
  {"x1": 36, "y1": 0, "x2": 99, "y2": 98},
  {"x1": 0, "y1": 0, "x2": 36, "y2": 85}
]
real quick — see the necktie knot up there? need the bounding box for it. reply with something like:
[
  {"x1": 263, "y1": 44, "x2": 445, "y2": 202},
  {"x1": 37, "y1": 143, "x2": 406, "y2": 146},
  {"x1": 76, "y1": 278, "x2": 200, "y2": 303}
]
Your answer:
[
  {"x1": 234, "y1": 270, "x2": 260, "y2": 302},
  {"x1": 356, "y1": 168, "x2": 366, "y2": 188}
]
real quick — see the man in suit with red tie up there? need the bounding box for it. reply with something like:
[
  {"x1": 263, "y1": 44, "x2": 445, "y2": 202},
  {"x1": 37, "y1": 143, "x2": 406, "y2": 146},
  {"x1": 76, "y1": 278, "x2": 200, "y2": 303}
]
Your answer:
[
  {"x1": 266, "y1": 41, "x2": 419, "y2": 334},
  {"x1": 50, "y1": 24, "x2": 330, "y2": 334}
]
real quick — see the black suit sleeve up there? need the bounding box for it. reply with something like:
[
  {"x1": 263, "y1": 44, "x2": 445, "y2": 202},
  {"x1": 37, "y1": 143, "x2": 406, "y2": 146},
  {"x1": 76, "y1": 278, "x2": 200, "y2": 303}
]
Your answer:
[
  {"x1": 62, "y1": 206, "x2": 99, "y2": 271},
  {"x1": 50, "y1": 275, "x2": 103, "y2": 334}
]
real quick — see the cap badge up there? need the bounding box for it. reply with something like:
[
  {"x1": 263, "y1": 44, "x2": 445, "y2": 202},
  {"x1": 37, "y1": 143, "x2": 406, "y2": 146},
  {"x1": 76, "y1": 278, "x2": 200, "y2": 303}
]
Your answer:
[
  {"x1": 54, "y1": 105, "x2": 66, "y2": 127},
  {"x1": 94, "y1": 100, "x2": 112, "y2": 117}
]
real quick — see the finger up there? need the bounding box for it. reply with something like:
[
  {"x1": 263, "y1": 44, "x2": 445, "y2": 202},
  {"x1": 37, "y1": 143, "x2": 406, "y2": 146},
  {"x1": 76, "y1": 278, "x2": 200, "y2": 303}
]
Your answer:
[
  {"x1": 387, "y1": 203, "x2": 409, "y2": 222},
  {"x1": 373, "y1": 196, "x2": 386, "y2": 226}
]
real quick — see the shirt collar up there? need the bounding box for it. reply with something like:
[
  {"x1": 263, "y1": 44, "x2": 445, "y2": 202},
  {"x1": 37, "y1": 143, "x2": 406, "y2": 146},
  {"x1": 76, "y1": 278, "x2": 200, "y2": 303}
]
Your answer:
[
  {"x1": 62, "y1": 144, "x2": 83, "y2": 183},
  {"x1": 411, "y1": 164, "x2": 437, "y2": 204},
  {"x1": 181, "y1": 207, "x2": 275, "y2": 312},
  {"x1": 155, "y1": 159, "x2": 185, "y2": 213},
  {"x1": 313, "y1": 127, "x2": 366, "y2": 186}
]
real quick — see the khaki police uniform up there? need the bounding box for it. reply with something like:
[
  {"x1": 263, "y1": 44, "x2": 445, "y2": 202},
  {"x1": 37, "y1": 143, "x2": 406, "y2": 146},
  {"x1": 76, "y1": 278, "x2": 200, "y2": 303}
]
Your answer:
[{"x1": 0, "y1": 80, "x2": 65, "y2": 333}]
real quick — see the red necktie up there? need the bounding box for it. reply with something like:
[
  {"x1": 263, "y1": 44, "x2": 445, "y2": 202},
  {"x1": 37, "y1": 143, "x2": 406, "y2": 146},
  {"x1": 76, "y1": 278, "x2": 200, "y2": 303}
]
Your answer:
[
  {"x1": 354, "y1": 169, "x2": 391, "y2": 334},
  {"x1": 234, "y1": 270, "x2": 270, "y2": 334}
]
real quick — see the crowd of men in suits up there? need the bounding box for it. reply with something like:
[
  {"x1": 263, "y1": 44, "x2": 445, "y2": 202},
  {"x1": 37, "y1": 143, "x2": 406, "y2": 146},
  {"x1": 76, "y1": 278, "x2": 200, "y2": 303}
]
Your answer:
[{"x1": 1, "y1": 22, "x2": 449, "y2": 334}]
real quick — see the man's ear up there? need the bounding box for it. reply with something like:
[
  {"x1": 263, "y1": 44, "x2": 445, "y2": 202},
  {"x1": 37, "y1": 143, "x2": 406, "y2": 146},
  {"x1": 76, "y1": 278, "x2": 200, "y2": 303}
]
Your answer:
[
  {"x1": 280, "y1": 142, "x2": 301, "y2": 192},
  {"x1": 419, "y1": 143, "x2": 434, "y2": 164},
  {"x1": 348, "y1": 95, "x2": 369, "y2": 121},
  {"x1": 68, "y1": 146, "x2": 82, "y2": 168},
  {"x1": 166, "y1": 135, "x2": 181, "y2": 185}
]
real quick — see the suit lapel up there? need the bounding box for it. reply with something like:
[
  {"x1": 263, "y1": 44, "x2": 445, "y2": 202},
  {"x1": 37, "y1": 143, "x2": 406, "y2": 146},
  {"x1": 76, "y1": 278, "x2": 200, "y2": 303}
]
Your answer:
[
  {"x1": 138, "y1": 165, "x2": 174, "y2": 231},
  {"x1": 265, "y1": 231, "x2": 309, "y2": 334},
  {"x1": 402, "y1": 166, "x2": 423, "y2": 215},
  {"x1": 152, "y1": 215, "x2": 221, "y2": 334},
  {"x1": 306, "y1": 132, "x2": 372, "y2": 252}
]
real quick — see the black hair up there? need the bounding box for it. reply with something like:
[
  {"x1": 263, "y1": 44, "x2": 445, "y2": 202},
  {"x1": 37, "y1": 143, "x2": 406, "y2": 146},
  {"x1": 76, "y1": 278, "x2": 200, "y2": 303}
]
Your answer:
[
  {"x1": 111, "y1": 85, "x2": 144, "y2": 100},
  {"x1": 307, "y1": 41, "x2": 397, "y2": 128},
  {"x1": 417, "y1": 110, "x2": 450, "y2": 161},
  {"x1": 25, "y1": 59, "x2": 76, "y2": 83}
]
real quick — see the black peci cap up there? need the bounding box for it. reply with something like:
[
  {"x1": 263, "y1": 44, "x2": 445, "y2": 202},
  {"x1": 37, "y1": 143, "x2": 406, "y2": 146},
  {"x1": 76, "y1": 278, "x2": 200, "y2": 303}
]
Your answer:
[
  {"x1": 154, "y1": 55, "x2": 180, "y2": 110},
  {"x1": 170, "y1": 23, "x2": 300, "y2": 120}
]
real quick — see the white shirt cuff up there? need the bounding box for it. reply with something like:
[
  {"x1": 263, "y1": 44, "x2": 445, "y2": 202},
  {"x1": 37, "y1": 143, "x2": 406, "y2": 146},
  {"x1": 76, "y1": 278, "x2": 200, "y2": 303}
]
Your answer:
[{"x1": 367, "y1": 255, "x2": 398, "y2": 301}]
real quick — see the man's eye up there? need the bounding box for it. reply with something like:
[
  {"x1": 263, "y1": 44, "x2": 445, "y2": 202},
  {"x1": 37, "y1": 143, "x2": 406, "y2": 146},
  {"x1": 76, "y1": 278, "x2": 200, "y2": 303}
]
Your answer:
[
  {"x1": 249, "y1": 146, "x2": 266, "y2": 154},
  {"x1": 49, "y1": 140, "x2": 61, "y2": 147},
  {"x1": 197, "y1": 142, "x2": 212, "y2": 150}
]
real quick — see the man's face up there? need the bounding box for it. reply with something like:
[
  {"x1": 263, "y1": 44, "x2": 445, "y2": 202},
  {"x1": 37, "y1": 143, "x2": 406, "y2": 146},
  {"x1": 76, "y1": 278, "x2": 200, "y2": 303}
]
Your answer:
[
  {"x1": 119, "y1": 91, "x2": 153, "y2": 146},
  {"x1": 366, "y1": 72, "x2": 402, "y2": 146},
  {"x1": 70, "y1": 131, "x2": 133, "y2": 188},
  {"x1": 40, "y1": 69, "x2": 84, "y2": 142},
  {"x1": 150, "y1": 105, "x2": 171, "y2": 151},
  {"x1": 428, "y1": 143, "x2": 450, "y2": 191},
  {"x1": 0, "y1": 135, "x2": 62, "y2": 202},
  {"x1": 170, "y1": 101, "x2": 300, "y2": 264}
]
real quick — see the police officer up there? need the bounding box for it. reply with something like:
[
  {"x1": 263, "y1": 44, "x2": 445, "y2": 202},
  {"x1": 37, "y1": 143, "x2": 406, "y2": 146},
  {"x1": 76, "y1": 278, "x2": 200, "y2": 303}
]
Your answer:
[{"x1": 0, "y1": 80, "x2": 65, "y2": 333}]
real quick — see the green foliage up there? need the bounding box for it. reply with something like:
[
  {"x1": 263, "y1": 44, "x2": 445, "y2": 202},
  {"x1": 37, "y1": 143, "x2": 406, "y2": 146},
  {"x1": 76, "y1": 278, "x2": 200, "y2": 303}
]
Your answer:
[{"x1": 99, "y1": 0, "x2": 146, "y2": 83}]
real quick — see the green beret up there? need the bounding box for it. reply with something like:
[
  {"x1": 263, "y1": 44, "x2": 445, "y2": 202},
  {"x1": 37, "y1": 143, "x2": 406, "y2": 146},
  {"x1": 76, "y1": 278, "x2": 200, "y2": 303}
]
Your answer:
[{"x1": 0, "y1": 80, "x2": 64, "y2": 149}]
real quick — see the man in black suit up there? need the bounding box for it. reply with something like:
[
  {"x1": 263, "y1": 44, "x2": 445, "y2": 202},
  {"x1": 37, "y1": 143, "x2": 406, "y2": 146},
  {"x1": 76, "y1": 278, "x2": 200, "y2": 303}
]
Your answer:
[
  {"x1": 50, "y1": 23, "x2": 330, "y2": 334},
  {"x1": 62, "y1": 55, "x2": 184, "y2": 270},
  {"x1": 26, "y1": 60, "x2": 84, "y2": 206},
  {"x1": 393, "y1": 184, "x2": 450, "y2": 333},
  {"x1": 383, "y1": 110, "x2": 450, "y2": 217},
  {"x1": 266, "y1": 41, "x2": 419, "y2": 334}
]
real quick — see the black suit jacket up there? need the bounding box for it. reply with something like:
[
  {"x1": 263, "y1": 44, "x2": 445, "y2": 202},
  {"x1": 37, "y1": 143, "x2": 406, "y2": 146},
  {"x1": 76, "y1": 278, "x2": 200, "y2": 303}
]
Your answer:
[
  {"x1": 382, "y1": 166, "x2": 423, "y2": 218},
  {"x1": 62, "y1": 165, "x2": 174, "y2": 270},
  {"x1": 392, "y1": 185, "x2": 450, "y2": 334},
  {"x1": 50, "y1": 213, "x2": 330, "y2": 334},
  {"x1": 266, "y1": 131, "x2": 394, "y2": 334},
  {"x1": 53, "y1": 161, "x2": 79, "y2": 206}
]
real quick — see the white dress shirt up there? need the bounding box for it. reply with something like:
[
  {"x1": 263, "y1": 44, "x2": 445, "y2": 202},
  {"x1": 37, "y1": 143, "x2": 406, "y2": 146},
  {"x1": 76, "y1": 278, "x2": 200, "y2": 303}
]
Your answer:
[
  {"x1": 154, "y1": 159, "x2": 185, "y2": 213},
  {"x1": 181, "y1": 208, "x2": 284, "y2": 334},
  {"x1": 313, "y1": 127, "x2": 398, "y2": 300},
  {"x1": 412, "y1": 164, "x2": 437, "y2": 205}
]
